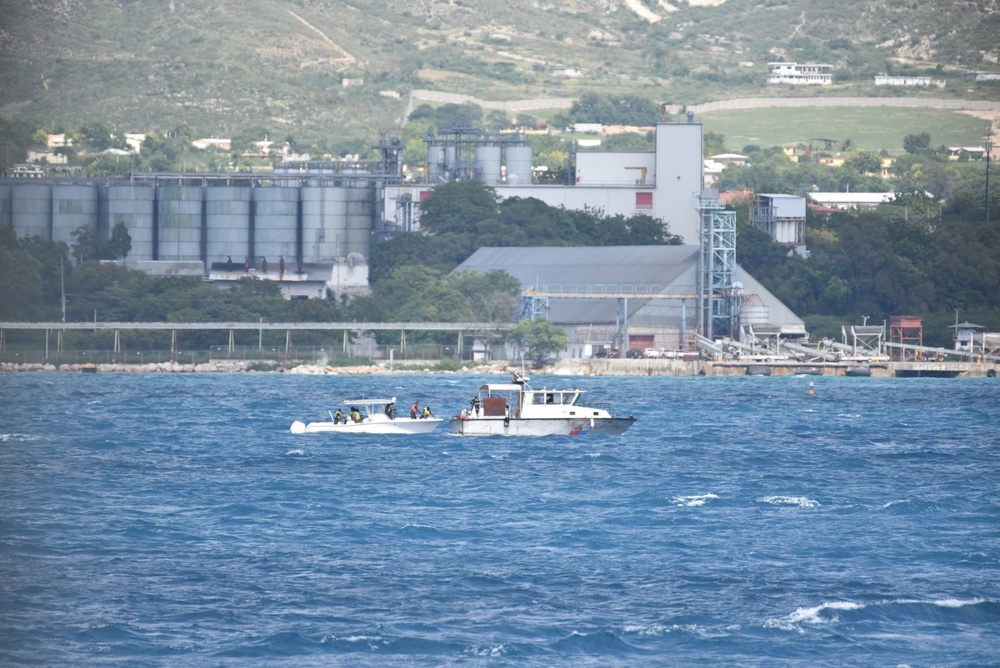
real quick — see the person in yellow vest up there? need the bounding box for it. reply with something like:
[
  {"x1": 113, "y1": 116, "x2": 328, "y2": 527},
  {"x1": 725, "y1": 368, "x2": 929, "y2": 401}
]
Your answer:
[{"x1": 421, "y1": 405, "x2": 434, "y2": 419}]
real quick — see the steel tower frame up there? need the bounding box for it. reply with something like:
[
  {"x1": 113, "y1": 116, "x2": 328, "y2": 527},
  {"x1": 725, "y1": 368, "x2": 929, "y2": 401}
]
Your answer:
[{"x1": 694, "y1": 190, "x2": 738, "y2": 340}]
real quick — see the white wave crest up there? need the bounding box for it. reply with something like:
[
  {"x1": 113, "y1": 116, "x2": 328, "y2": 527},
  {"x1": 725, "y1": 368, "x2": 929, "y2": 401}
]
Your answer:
[
  {"x1": 758, "y1": 495, "x2": 819, "y2": 508},
  {"x1": 285, "y1": 448, "x2": 305, "y2": 456},
  {"x1": 672, "y1": 493, "x2": 719, "y2": 507},
  {"x1": 767, "y1": 597, "x2": 991, "y2": 631}
]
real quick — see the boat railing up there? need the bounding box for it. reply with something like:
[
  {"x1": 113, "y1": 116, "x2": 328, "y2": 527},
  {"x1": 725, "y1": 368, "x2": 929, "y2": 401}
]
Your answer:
[{"x1": 586, "y1": 401, "x2": 619, "y2": 417}]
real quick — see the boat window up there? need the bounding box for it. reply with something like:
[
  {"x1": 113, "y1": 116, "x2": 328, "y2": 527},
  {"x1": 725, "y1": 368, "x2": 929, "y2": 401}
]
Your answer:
[
  {"x1": 546, "y1": 393, "x2": 555, "y2": 404},
  {"x1": 532, "y1": 393, "x2": 545, "y2": 405}
]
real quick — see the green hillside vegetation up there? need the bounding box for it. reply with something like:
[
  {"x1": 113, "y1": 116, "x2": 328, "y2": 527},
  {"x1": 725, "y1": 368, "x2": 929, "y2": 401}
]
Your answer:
[
  {"x1": 2, "y1": 0, "x2": 998, "y2": 148},
  {"x1": 702, "y1": 108, "x2": 991, "y2": 154}
]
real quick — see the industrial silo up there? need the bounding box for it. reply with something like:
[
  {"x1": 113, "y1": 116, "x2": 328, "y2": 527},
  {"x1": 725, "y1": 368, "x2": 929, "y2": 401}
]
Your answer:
[
  {"x1": 476, "y1": 145, "x2": 502, "y2": 185},
  {"x1": 271, "y1": 166, "x2": 300, "y2": 187},
  {"x1": 505, "y1": 145, "x2": 533, "y2": 186},
  {"x1": 301, "y1": 185, "x2": 349, "y2": 262},
  {"x1": 11, "y1": 183, "x2": 51, "y2": 239},
  {"x1": 253, "y1": 186, "x2": 298, "y2": 263},
  {"x1": 344, "y1": 185, "x2": 374, "y2": 258},
  {"x1": 205, "y1": 185, "x2": 251, "y2": 268},
  {"x1": 104, "y1": 185, "x2": 155, "y2": 261},
  {"x1": 157, "y1": 184, "x2": 203, "y2": 261},
  {"x1": 427, "y1": 146, "x2": 447, "y2": 183},
  {"x1": 0, "y1": 184, "x2": 12, "y2": 229},
  {"x1": 740, "y1": 293, "x2": 770, "y2": 326},
  {"x1": 52, "y1": 184, "x2": 98, "y2": 247}
]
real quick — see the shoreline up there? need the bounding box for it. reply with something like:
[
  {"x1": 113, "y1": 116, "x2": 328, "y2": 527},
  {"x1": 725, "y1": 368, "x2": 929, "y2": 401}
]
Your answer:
[{"x1": 3, "y1": 359, "x2": 997, "y2": 378}]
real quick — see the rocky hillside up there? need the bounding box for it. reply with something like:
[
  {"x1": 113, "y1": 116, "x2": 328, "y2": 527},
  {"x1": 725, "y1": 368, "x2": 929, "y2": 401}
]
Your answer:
[{"x1": 1, "y1": 0, "x2": 998, "y2": 142}]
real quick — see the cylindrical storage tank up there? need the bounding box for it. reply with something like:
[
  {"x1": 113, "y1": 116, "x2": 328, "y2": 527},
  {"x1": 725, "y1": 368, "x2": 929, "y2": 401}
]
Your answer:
[
  {"x1": 428, "y1": 146, "x2": 446, "y2": 183},
  {"x1": 344, "y1": 185, "x2": 373, "y2": 258},
  {"x1": 274, "y1": 166, "x2": 301, "y2": 187},
  {"x1": 104, "y1": 185, "x2": 155, "y2": 261},
  {"x1": 301, "y1": 186, "x2": 350, "y2": 262},
  {"x1": 51, "y1": 184, "x2": 98, "y2": 247},
  {"x1": 253, "y1": 186, "x2": 298, "y2": 263},
  {"x1": 342, "y1": 168, "x2": 370, "y2": 189},
  {"x1": 0, "y1": 184, "x2": 12, "y2": 229},
  {"x1": 157, "y1": 185, "x2": 204, "y2": 261},
  {"x1": 11, "y1": 183, "x2": 52, "y2": 239},
  {"x1": 306, "y1": 167, "x2": 335, "y2": 188},
  {"x1": 740, "y1": 294, "x2": 770, "y2": 326},
  {"x1": 505, "y1": 145, "x2": 533, "y2": 186},
  {"x1": 476, "y1": 145, "x2": 502, "y2": 185},
  {"x1": 205, "y1": 186, "x2": 251, "y2": 268},
  {"x1": 445, "y1": 146, "x2": 457, "y2": 173}
]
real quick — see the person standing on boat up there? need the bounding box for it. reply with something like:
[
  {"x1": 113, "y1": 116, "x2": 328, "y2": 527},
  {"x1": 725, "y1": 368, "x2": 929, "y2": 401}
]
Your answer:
[
  {"x1": 471, "y1": 396, "x2": 480, "y2": 417},
  {"x1": 421, "y1": 406, "x2": 434, "y2": 419},
  {"x1": 334, "y1": 408, "x2": 344, "y2": 424},
  {"x1": 410, "y1": 401, "x2": 419, "y2": 419},
  {"x1": 350, "y1": 407, "x2": 362, "y2": 423},
  {"x1": 385, "y1": 402, "x2": 396, "y2": 419}
]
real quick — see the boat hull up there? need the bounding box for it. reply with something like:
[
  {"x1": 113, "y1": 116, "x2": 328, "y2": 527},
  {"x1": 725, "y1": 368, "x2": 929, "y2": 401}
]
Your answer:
[
  {"x1": 291, "y1": 418, "x2": 443, "y2": 435},
  {"x1": 448, "y1": 416, "x2": 635, "y2": 437}
]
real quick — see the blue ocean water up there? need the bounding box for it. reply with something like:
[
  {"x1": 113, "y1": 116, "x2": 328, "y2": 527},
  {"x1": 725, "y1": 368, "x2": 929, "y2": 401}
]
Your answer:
[{"x1": 1, "y1": 372, "x2": 998, "y2": 667}]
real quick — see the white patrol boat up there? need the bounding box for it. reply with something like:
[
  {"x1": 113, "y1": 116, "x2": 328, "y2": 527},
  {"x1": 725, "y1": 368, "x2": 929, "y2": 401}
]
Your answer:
[
  {"x1": 449, "y1": 372, "x2": 636, "y2": 437},
  {"x1": 290, "y1": 397, "x2": 443, "y2": 435}
]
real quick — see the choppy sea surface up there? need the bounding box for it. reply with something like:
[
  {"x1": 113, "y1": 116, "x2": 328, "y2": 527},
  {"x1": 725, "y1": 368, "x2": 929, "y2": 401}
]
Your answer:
[{"x1": 1, "y1": 372, "x2": 998, "y2": 667}]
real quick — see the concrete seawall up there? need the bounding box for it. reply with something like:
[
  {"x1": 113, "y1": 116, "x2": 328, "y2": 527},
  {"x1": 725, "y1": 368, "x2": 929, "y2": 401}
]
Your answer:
[{"x1": 3, "y1": 359, "x2": 998, "y2": 378}]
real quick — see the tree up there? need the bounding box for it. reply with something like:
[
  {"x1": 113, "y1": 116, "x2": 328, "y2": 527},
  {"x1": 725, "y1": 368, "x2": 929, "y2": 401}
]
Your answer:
[
  {"x1": 78, "y1": 120, "x2": 113, "y2": 150},
  {"x1": 703, "y1": 131, "x2": 727, "y2": 157},
  {"x1": 903, "y1": 132, "x2": 932, "y2": 155},
  {"x1": 71, "y1": 223, "x2": 132, "y2": 263},
  {"x1": 419, "y1": 180, "x2": 500, "y2": 234},
  {"x1": 843, "y1": 150, "x2": 882, "y2": 176},
  {"x1": 0, "y1": 239, "x2": 45, "y2": 319},
  {"x1": 445, "y1": 270, "x2": 521, "y2": 323},
  {"x1": 107, "y1": 222, "x2": 133, "y2": 260},
  {"x1": 506, "y1": 318, "x2": 568, "y2": 366}
]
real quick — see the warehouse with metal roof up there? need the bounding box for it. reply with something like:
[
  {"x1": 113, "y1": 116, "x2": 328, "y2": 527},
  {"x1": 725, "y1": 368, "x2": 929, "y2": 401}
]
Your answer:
[{"x1": 454, "y1": 245, "x2": 804, "y2": 358}]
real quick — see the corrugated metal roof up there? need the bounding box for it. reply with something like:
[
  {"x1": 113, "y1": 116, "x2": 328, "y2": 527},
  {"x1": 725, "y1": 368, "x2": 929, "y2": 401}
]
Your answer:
[
  {"x1": 454, "y1": 245, "x2": 803, "y2": 328},
  {"x1": 455, "y1": 245, "x2": 699, "y2": 286}
]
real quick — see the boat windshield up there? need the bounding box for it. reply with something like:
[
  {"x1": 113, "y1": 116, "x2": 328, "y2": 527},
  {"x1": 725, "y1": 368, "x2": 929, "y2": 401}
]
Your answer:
[{"x1": 530, "y1": 391, "x2": 579, "y2": 405}]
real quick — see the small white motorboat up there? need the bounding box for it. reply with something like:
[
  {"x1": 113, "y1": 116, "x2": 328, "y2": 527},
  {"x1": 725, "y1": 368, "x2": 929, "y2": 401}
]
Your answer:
[
  {"x1": 290, "y1": 397, "x2": 443, "y2": 435},
  {"x1": 449, "y1": 371, "x2": 636, "y2": 437}
]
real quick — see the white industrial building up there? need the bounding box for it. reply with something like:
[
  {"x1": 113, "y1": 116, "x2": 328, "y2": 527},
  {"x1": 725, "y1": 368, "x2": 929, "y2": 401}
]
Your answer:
[
  {"x1": 383, "y1": 121, "x2": 706, "y2": 244},
  {"x1": 767, "y1": 62, "x2": 833, "y2": 85},
  {"x1": 750, "y1": 193, "x2": 807, "y2": 254}
]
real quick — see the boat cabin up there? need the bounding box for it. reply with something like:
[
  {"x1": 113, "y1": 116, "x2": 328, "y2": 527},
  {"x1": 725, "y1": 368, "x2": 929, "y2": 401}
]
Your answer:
[{"x1": 474, "y1": 381, "x2": 586, "y2": 419}]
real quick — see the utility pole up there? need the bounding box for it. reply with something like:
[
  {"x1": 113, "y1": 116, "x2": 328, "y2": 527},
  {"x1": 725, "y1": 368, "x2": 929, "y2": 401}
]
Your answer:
[
  {"x1": 60, "y1": 256, "x2": 66, "y2": 323},
  {"x1": 985, "y1": 129, "x2": 992, "y2": 224}
]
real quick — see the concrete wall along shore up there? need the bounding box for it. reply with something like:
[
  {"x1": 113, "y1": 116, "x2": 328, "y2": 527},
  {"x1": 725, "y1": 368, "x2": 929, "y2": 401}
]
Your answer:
[{"x1": 4, "y1": 358, "x2": 996, "y2": 377}]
